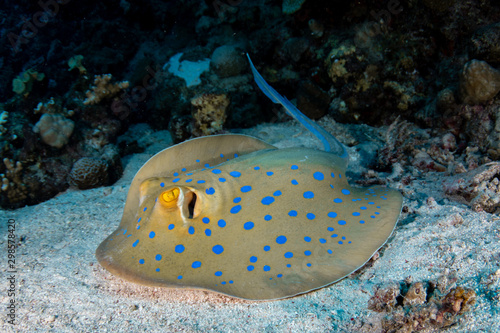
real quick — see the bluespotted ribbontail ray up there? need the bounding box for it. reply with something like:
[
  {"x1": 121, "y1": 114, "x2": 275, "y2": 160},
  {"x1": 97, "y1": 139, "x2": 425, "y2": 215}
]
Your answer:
[{"x1": 96, "y1": 55, "x2": 403, "y2": 300}]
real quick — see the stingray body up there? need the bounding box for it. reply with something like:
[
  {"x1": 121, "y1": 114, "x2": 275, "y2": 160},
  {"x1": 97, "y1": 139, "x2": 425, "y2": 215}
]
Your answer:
[{"x1": 96, "y1": 55, "x2": 402, "y2": 300}]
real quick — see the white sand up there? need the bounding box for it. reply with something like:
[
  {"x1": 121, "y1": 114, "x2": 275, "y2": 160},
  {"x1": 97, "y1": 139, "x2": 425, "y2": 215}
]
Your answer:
[{"x1": 1, "y1": 121, "x2": 499, "y2": 332}]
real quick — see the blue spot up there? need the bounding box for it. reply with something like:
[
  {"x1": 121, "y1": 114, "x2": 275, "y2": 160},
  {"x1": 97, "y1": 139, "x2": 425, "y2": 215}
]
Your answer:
[
  {"x1": 230, "y1": 171, "x2": 241, "y2": 178},
  {"x1": 230, "y1": 205, "x2": 242, "y2": 214},
  {"x1": 241, "y1": 185, "x2": 252, "y2": 193},
  {"x1": 138, "y1": 217, "x2": 141, "y2": 223},
  {"x1": 339, "y1": 174, "x2": 342, "y2": 178},
  {"x1": 178, "y1": 275, "x2": 183, "y2": 280},
  {"x1": 313, "y1": 172, "x2": 324, "y2": 181},
  {"x1": 143, "y1": 207, "x2": 147, "y2": 212},
  {"x1": 160, "y1": 182, "x2": 165, "y2": 187},
  {"x1": 261, "y1": 196, "x2": 275, "y2": 205},
  {"x1": 331, "y1": 234, "x2": 338, "y2": 238},
  {"x1": 338, "y1": 220, "x2": 347, "y2": 225},
  {"x1": 156, "y1": 268, "x2": 160, "y2": 272},
  {"x1": 319, "y1": 238, "x2": 326, "y2": 244},
  {"x1": 132, "y1": 240, "x2": 139, "y2": 247},
  {"x1": 149, "y1": 231, "x2": 155, "y2": 239},
  {"x1": 205, "y1": 229, "x2": 212, "y2": 236},
  {"x1": 206, "y1": 187, "x2": 215, "y2": 195},
  {"x1": 339, "y1": 241, "x2": 343, "y2": 244},
  {"x1": 304, "y1": 236, "x2": 311, "y2": 242},
  {"x1": 284, "y1": 252, "x2": 293, "y2": 258},
  {"x1": 219, "y1": 178, "x2": 226, "y2": 182},
  {"x1": 197, "y1": 180, "x2": 206, "y2": 184},
  {"x1": 175, "y1": 245, "x2": 185, "y2": 253},
  {"x1": 181, "y1": 168, "x2": 187, "y2": 172},
  {"x1": 155, "y1": 254, "x2": 162, "y2": 261},
  {"x1": 330, "y1": 184, "x2": 334, "y2": 189},
  {"x1": 185, "y1": 179, "x2": 192, "y2": 183},
  {"x1": 244, "y1": 222, "x2": 254, "y2": 230},
  {"x1": 334, "y1": 198, "x2": 343, "y2": 203},
  {"x1": 307, "y1": 263, "x2": 312, "y2": 267},
  {"x1": 360, "y1": 206, "x2": 367, "y2": 210},
  {"x1": 360, "y1": 220, "x2": 365, "y2": 224},
  {"x1": 342, "y1": 189, "x2": 351, "y2": 195},
  {"x1": 353, "y1": 212, "x2": 360, "y2": 216},
  {"x1": 202, "y1": 217, "x2": 210, "y2": 224},
  {"x1": 328, "y1": 249, "x2": 333, "y2": 254},
  {"x1": 136, "y1": 225, "x2": 140, "y2": 230},
  {"x1": 331, "y1": 172, "x2": 335, "y2": 178},
  {"x1": 307, "y1": 213, "x2": 315, "y2": 220},
  {"x1": 139, "y1": 259, "x2": 145, "y2": 264},
  {"x1": 172, "y1": 178, "x2": 180, "y2": 183},
  {"x1": 305, "y1": 250, "x2": 311, "y2": 256},
  {"x1": 276, "y1": 235, "x2": 287, "y2": 244},
  {"x1": 122, "y1": 229, "x2": 127, "y2": 235},
  {"x1": 273, "y1": 190, "x2": 282, "y2": 196},
  {"x1": 328, "y1": 212, "x2": 338, "y2": 218},
  {"x1": 371, "y1": 215, "x2": 376, "y2": 218},
  {"x1": 168, "y1": 224, "x2": 175, "y2": 230},
  {"x1": 221, "y1": 281, "x2": 226, "y2": 285},
  {"x1": 212, "y1": 245, "x2": 224, "y2": 255},
  {"x1": 220, "y1": 153, "x2": 224, "y2": 158},
  {"x1": 287, "y1": 264, "x2": 291, "y2": 268},
  {"x1": 254, "y1": 166, "x2": 260, "y2": 170},
  {"x1": 192, "y1": 261, "x2": 201, "y2": 269},
  {"x1": 188, "y1": 226, "x2": 195, "y2": 234},
  {"x1": 247, "y1": 265, "x2": 254, "y2": 271},
  {"x1": 291, "y1": 179, "x2": 299, "y2": 185},
  {"x1": 266, "y1": 171, "x2": 274, "y2": 176},
  {"x1": 212, "y1": 169, "x2": 221, "y2": 174},
  {"x1": 277, "y1": 274, "x2": 283, "y2": 278},
  {"x1": 229, "y1": 280, "x2": 233, "y2": 284},
  {"x1": 215, "y1": 271, "x2": 222, "y2": 276},
  {"x1": 233, "y1": 197, "x2": 241, "y2": 203},
  {"x1": 263, "y1": 265, "x2": 271, "y2": 271},
  {"x1": 369, "y1": 202, "x2": 375, "y2": 205},
  {"x1": 375, "y1": 212, "x2": 380, "y2": 215},
  {"x1": 303, "y1": 191, "x2": 315, "y2": 199},
  {"x1": 263, "y1": 245, "x2": 271, "y2": 251},
  {"x1": 196, "y1": 159, "x2": 200, "y2": 163},
  {"x1": 291, "y1": 165, "x2": 298, "y2": 170},
  {"x1": 288, "y1": 210, "x2": 297, "y2": 217},
  {"x1": 173, "y1": 172, "x2": 179, "y2": 177},
  {"x1": 327, "y1": 227, "x2": 334, "y2": 231},
  {"x1": 264, "y1": 215, "x2": 272, "y2": 221},
  {"x1": 218, "y1": 219, "x2": 226, "y2": 228}
]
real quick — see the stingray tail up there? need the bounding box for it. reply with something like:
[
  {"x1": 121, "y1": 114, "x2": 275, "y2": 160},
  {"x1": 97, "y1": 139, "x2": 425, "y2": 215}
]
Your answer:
[{"x1": 246, "y1": 54, "x2": 348, "y2": 159}]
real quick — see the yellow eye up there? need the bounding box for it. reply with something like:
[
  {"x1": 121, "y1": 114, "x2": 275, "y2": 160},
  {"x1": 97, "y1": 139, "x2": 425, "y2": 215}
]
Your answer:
[{"x1": 160, "y1": 188, "x2": 180, "y2": 207}]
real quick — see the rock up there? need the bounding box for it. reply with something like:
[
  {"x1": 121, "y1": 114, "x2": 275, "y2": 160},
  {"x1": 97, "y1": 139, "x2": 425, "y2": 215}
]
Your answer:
[
  {"x1": 210, "y1": 45, "x2": 246, "y2": 78},
  {"x1": 459, "y1": 59, "x2": 500, "y2": 104}
]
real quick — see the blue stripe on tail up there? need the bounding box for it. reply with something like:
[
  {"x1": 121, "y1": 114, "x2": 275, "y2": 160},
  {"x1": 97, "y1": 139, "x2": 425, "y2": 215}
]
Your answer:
[{"x1": 246, "y1": 54, "x2": 348, "y2": 159}]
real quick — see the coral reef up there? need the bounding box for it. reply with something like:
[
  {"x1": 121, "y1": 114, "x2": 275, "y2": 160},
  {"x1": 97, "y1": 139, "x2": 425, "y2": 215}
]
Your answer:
[
  {"x1": 68, "y1": 157, "x2": 109, "y2": 190},
  {"x1": 368, "y1": 280, "x2": 476, "y2": 332},
  {"x1": 67, "y1": 55, "x2": 87, "y2": 74},
  {"x1": 33, "y1": 114, "x2": 75, "y2": 149},
  {"x1": 443, "y1": 162, "x2": 500, "y2": 213},
  {"x1": 0, "y1": 111, "x2": 8, "y2": 136},
  {"x1": 282, "y1": 0, "x2": 306, "y2": 14},
  {"x1": 34, "y1": 97, "x2": 75, "y2": 117},
  {"x1": 191, "y1": 93, "x2": 230, "y2": 136},
  {"x1": 83, "y1": 74, "x2": 130, "y2": 105},
  {"x1": 12, "y1": 69, "x2": 45, "y2": 97},
  {"x1": 459, "y1": 59, "x2": 500, "y2": 104}
]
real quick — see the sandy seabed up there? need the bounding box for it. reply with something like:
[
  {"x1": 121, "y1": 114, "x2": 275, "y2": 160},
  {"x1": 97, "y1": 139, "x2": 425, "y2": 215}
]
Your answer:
[{"x1": 1, "y1": 120, "x2": 499, "y2": 332}]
